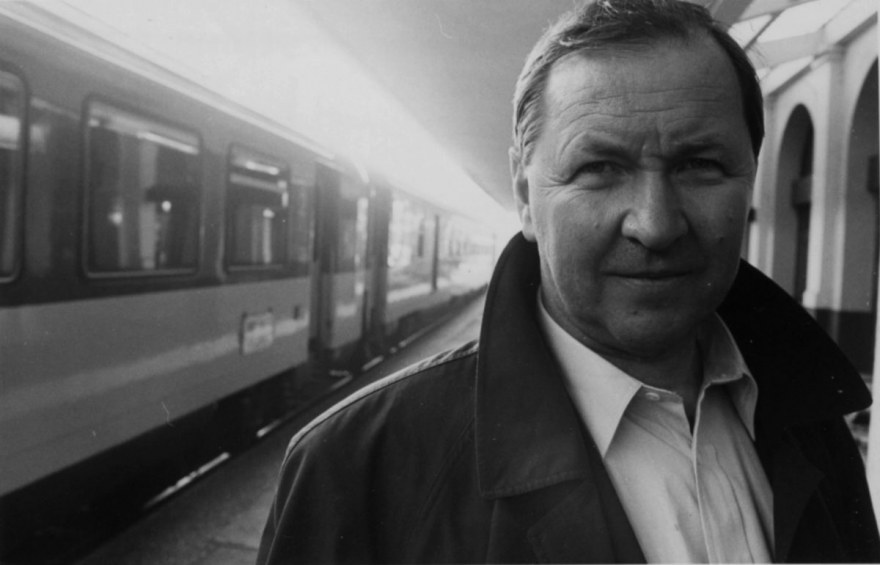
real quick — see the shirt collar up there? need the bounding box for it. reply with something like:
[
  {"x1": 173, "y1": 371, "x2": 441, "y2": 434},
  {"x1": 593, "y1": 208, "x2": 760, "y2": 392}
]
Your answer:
[
  {"x1": 698, "y1": 313, "x2": 759, "y2": 439},
  {"x1": 537, "y1": 293, "x2": 759, "y2": 458}
]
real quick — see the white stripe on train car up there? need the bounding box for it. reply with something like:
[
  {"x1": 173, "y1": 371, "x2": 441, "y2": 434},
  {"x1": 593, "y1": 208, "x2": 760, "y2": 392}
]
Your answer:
[{"x1": 0, "y1": 277, "x2": 310, "y2": 495}]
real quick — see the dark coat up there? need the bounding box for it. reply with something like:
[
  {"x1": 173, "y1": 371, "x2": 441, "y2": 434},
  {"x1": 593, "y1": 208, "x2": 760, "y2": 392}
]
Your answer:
[{"x1": 258, "y1": 234, "x2": 880, "y2": 563}]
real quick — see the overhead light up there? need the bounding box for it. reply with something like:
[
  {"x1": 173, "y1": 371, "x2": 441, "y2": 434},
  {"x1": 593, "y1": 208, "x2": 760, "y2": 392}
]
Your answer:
[
  {"x1": 243, "y1": 160, "x2": 282, "y2": 176},
  {"x1": 137, "y1": 131, "x2": 199, "y2": 155}
]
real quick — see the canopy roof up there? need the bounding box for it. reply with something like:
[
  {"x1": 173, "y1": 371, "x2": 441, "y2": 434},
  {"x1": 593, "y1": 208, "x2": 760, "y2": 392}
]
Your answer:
[{"x1": 302, "y1": 0, "x2": 875, "y2": 209}]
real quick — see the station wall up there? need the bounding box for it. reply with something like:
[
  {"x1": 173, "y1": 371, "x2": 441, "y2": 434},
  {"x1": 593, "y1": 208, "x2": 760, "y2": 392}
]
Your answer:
[{"x1": 749, "y1": 16, "x2": 878, "y2": 375}]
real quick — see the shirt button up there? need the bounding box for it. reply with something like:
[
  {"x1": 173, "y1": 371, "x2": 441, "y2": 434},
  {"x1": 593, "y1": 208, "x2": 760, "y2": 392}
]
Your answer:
[{"x1": 644, "y1": 391, "x2": 661, "y2": 401}]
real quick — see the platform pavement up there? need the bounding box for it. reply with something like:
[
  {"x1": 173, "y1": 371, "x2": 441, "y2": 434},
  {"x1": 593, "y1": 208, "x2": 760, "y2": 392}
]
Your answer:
[{"x1": 74, "y1": 295, "x2": 485, "y2": 565}]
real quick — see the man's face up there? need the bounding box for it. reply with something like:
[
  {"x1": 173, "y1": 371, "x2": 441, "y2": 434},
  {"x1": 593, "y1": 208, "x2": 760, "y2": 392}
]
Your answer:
[{"x1": 512, "y1": 36, "x2": 755, "y2": 362}]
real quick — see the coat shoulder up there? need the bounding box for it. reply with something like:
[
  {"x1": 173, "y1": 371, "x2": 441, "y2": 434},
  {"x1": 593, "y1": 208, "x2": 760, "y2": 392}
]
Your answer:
[
  {"x1": 259, "y1": 341, "x2": 483, "y2": 564},
  {"x1": 284, "y1": 339, "x2": 480, "y2": 461}
]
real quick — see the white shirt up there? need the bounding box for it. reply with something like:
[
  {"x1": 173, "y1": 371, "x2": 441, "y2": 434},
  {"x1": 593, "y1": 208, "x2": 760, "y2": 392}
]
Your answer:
[{"x1": 537, "y1": 298, "x2": 774, "y2": 563}]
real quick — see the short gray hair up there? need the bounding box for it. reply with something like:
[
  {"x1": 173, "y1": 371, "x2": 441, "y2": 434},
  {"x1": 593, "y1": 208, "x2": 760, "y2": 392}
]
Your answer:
[{"x1": 512, "y1": 0, "x2": 764, "y2": 164}]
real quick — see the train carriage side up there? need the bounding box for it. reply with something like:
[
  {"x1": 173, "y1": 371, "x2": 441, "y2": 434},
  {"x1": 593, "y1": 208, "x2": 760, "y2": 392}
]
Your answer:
[
  {"x1": 0, "y1": 8, "x2": 501, "y2": 555},
  {"x1": 304, "y1": 168, "x2": 498, "y2": 369},
  {"x1": 0, "y1": 13, "x2": 322, "y2": 540},
  {"x1": 382, "y1": 188, "x2": 446, "y2": 340},
  {"x1": 376, "y1": 183, "x2": 496, "y2": 347},
  {"x1": 310, "y1": 159, "x2": 374, "y2": 369},
  {"x1": 436, "y1": 213, "x2": 497, "y2": 300}
]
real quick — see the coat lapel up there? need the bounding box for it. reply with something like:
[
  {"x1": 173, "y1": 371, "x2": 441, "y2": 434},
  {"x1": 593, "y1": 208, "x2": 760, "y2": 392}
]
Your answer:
[
  {"x1": 720, "y1": 261, "x2": 872, "y2": 562},
  {"x1": 527, "y1": 457, "x2": 645, "y2": 563},
  {"x1": 476, "y1": 234, "x2": 591, "y2": 498},
  {"x1": 765, "y1": 430, "x2": 825, "y2": 563},
  {"x1": 477, "y1": 235, "x2": 645, "y2": 563},
  {"x1": 527, "y1": 482, "x2": 619, "y2": 563}
]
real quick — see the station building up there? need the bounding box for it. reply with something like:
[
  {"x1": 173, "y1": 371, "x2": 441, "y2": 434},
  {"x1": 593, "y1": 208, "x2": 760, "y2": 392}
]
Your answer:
[{"x1": 734, "y1": 0, "x2": 880, "y2": 500}]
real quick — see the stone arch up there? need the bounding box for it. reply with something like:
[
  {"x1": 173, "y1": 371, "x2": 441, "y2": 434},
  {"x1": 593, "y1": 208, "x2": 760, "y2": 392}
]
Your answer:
[
  {"x1": 838, "y1": 60, "x2": 879, "y2": 373},
  {"x1": 775, "y1": 105, "x2": 815, "y2": 299}
]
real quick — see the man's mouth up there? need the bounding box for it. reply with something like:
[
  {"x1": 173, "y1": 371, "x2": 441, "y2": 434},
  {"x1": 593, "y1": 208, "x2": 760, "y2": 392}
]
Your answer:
[
  {"x1": 607, "y1": 269, "x2": 694, "y2": 288},
  {"x1": 618, "y1": 270, "x2": 689, "y2": 279}
]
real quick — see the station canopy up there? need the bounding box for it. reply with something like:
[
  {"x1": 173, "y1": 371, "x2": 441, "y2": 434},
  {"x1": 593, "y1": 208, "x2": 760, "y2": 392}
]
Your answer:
[{"x1": 302, "y1": 0, "x2": 875, "y2": 209}]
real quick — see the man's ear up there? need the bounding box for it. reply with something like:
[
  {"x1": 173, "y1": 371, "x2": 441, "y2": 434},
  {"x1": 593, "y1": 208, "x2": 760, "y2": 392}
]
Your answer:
[{"x1": 509, "y1": 147, "x2": 536, "y2": 241}]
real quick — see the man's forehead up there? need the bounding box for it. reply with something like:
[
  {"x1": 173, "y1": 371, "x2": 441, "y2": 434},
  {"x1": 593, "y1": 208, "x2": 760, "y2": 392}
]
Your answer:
[
  {"x1": 545, "y1": 34, "x2": 732, "y2": 96},
  {"x1": 533, "y1": 35, "x2": 750, "y2": 157}
]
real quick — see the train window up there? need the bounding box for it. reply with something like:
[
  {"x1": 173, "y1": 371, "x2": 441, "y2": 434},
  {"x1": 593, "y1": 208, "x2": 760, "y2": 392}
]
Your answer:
[
  {"x1": 416, "y1": 218, "x2": 426, "y2": 258},
  {"x1": 388, "y1": 196, "x2": 419, "y2": 270},
  {"x1": 226, "y1": 146, "x2": 289, "y2": 268},
  {"x1": 387, "y1": 195, "x2": 436, "y2": 292},
  {"x1": 437, "y1": 216, "x2": 496, "y2": 290},
  {"x1": 355, "y1": 196, "x2": 369, "y2": 270},
  {"x1": 85, "y1": 101, "x2": 201, "y2": 274},
  {"x1": 0, "y1": 69, "x2": 25, "y2": 280},
  {"x1": 335, "y1": 177, "x2": 369, "y2": 274}
]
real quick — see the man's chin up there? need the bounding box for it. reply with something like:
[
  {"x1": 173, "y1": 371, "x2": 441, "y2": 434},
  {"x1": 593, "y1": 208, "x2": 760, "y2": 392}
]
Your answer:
[{"x1": 605, "y1": 315, "x2": 703, "y2": 361}]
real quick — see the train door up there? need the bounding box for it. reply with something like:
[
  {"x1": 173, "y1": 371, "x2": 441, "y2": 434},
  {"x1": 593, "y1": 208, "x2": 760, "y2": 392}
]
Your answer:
[
  {"x1": 311, "y1": 163, "x2": 370, "y2": 368},
  {"x1": 363, "y1": 184, "x2": 391, "y2": 358},
  {"x1": 350, "y1": 182, "x2": 370, "y2": 354},
  {"x1": 310, "y1": 164, "x2": 334, "y2": 361}
]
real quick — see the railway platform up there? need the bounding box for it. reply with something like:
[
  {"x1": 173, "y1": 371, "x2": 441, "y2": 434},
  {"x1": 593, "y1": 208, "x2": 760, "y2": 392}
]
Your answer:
[{"x1": 71, "y1": 295, "x2": 486, "y2": 565}]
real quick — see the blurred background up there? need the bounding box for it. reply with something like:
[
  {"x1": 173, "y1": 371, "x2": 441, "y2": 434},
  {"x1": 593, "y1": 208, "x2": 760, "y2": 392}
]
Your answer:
[{"x1": 0, "y1": 1, "x2": 877, "y2": 563}]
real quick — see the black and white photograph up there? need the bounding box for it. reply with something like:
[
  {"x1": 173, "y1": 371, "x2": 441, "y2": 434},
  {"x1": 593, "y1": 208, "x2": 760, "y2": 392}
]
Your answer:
[{"x1": 1, "y1": 1, "x2": 878, "y2": 563}]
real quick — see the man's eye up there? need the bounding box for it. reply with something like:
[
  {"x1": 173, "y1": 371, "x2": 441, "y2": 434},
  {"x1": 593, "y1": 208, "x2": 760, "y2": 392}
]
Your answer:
[
  {"x1": 577, "y1": 161, "x2": 622, "y2": 175},
  {"x1": 676, "y1": 158, "x2": 722, "y2": 173},
  {"x1": 571, "y1": 161, "x2": 625, "y2": 188}
]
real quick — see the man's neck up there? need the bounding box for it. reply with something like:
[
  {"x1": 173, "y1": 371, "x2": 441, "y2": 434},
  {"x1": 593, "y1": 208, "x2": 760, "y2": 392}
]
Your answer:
[
  {"x1": 608, "y1": 342, "x2": 703, "y2": 425},
  {"x1": 538, "y1": 290, "x2": 705, "y2": 422}
]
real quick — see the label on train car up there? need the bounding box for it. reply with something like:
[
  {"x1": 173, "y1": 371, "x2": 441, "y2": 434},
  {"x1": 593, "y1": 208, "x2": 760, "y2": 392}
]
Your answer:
[{"x1": 241, "y1": 311, "x2": 275, "y2": 355}]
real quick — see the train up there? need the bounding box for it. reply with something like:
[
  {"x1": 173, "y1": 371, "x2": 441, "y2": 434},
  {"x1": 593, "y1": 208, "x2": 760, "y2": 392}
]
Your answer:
[{"x1": 0, "y1": 6, "x2": 498, "y2": 550}]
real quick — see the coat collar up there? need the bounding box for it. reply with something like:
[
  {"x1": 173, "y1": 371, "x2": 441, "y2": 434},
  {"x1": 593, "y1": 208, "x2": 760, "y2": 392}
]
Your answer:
[
  {"x1": 718, "y1": 260, "x2": 871, "y2": 426},
  {"x1": 475, "y1": 232, "x2": 871, "y2": 500},
  {"x1": 717, "y1": 260, "x2": 872, "y2": 561},
  {"x1": 475, "y1": 233, "x2": 592, "y2": 498},
  {"x1": 475, "y1": 234, "x2": 644, "y2": 562}
]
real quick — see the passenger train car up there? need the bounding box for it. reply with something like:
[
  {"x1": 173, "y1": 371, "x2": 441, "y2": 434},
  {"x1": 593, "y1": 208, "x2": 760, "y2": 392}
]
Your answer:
[{"x1": 0, "y1": 8, "x2": 497, "y2": 548}]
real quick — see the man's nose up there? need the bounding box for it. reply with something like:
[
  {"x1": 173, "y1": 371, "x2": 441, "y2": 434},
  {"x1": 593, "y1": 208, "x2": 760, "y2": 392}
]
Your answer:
[{"x1": 620, "y1": 172, "x2": 688, "y2": 250}]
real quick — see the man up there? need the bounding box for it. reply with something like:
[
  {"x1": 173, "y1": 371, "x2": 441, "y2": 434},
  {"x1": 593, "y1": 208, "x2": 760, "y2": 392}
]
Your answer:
[{"x1": 258, "y1": 1, "x2": 880, "y2": 562}]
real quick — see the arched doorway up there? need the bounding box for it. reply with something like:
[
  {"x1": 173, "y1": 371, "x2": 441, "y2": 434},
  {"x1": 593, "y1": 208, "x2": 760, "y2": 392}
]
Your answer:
[
  {"x1": 840, "y1": 60, "x2": 879, "y2": 374},
  {"x1": 775, "y1": 105, "x2": 815, "y2": 299}
]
